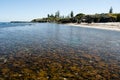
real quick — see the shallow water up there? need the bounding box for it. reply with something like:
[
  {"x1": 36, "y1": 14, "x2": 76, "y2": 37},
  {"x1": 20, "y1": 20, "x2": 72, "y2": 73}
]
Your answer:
[
  {"x1": 0, "y1": 23, "x2": 120, "y2": 79},
  {"x1": 0, "y1": 23, "x2": 120, "y2": 59}
]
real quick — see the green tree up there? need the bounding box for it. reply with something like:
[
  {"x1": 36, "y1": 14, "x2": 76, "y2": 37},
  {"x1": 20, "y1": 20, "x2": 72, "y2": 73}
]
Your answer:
[
  {"x1": 70, "y1": 11, "x2": 74, "y2": 18},
  {"x1": 109, "y1": 7, "x2": 113, "y2": 13},
  {"x1": 47, "y1": 14, "x2": 50, "y2": 18},
  {"x1": 85, "y1": 15, "x2": 93, "y2": 23},
  {"x1": 55, "y1": 11, "x2": 60, "y2": 18},
  {"x1": 75, "y1": 13, "x2": 85, "y2": 23},
  {"x1": 50, "y1": 14, "x2": 54, "y2": 17},
  {"x1": 92, "y1": 14, "x2": 101, "y2": 23},
  {"x1": 117, "y1": 14, "x2": 120, "y2": 22}
]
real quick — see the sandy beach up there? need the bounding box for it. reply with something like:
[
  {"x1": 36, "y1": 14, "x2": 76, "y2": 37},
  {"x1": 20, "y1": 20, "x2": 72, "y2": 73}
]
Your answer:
[{"x1": 66, "y1": 22, "x2": 120, "y2": 31}]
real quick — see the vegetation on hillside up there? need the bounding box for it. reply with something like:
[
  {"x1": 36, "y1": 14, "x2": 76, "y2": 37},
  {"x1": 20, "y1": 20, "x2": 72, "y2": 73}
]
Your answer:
[{"x1": 32, "y1": 7, "x2": 120, "y2": 23}]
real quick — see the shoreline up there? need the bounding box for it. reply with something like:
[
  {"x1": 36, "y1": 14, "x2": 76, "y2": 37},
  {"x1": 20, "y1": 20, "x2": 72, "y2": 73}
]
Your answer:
[{"x1": 66, "y1": 22, "x2": 120, "y2": 31}]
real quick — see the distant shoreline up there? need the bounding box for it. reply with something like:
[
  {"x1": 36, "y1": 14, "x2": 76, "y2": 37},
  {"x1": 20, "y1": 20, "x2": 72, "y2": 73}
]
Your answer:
[
  {"x1": 10, "y1": 21, "x2": 30, "y2": 23},
  {"x1": 66, "y1": 22, "x2": 120, "y2": 31}
]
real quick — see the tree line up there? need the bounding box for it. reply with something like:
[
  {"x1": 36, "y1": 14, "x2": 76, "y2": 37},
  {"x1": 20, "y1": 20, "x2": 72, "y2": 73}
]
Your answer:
[{"x1": 32, "y1": 7, "x2": 120, "y2": 24}]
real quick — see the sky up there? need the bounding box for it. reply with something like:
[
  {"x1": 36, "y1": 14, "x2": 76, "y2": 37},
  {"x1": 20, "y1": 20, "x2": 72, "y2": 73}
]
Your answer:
[{"x1": 0, "y1": 0, "x2": 119, "y2": 22}]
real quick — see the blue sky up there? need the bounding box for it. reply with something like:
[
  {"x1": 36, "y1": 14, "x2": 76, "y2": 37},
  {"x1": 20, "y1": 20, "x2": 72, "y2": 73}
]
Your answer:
[{"x1": 0, "y1": 0, "x2": 119, "y2": 21}]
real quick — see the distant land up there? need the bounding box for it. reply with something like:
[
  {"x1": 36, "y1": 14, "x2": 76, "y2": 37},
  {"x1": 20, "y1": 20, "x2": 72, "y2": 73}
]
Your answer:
[{"x1": 10, "y1": 21, "x2": 30, "y2": 23}]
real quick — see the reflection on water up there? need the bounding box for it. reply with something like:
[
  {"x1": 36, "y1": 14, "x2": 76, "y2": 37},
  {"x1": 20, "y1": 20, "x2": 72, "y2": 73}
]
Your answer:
[
  {"x1": 0, "y1": 23, "x2": 120, "y2": 59},
  {"x1": 0, "y1": 23, "x2": 120, "y2": 79}
]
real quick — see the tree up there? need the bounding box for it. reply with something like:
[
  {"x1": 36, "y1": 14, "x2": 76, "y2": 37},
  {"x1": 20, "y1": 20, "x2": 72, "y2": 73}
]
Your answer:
[
  {"x1": 108, "y1": 14, "x2": 117, "y2": 22},
  {"x1": 109, "y1": 7, "x2": 113, "y2": 13},
  {"x1": 58, "y1": 18, "x2": 72, "y2": 23},
  {"x1": 92, "y1": 14, "x2": 101, "y2": 23},
  {"x1": 117, "y1": 14, "x2": 120, "y2": 22},
  {"x1": 55, "y1": 11, "x2": 60, "y2": 18},
  {"x1": 75, "y1": 13, "x2": 85, "y2": 23},
  {"x1": 70, "y1": 11, "x2": 74, "y2": 18},
  {"x1": 50, "y1": 14, "x2": 54, "y2": 17},
  {"x1": 47, "y1": 14, "x2": 50, "y2": 18},
  {"x1": 85, "y1": 15, "x2": 93, "y2": 23}
]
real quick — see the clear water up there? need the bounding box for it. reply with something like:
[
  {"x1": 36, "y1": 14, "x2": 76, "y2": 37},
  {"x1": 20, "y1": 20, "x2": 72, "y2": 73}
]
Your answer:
[{"x1": 0, "y1": 22, "x2": 120, "y2": 61}]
